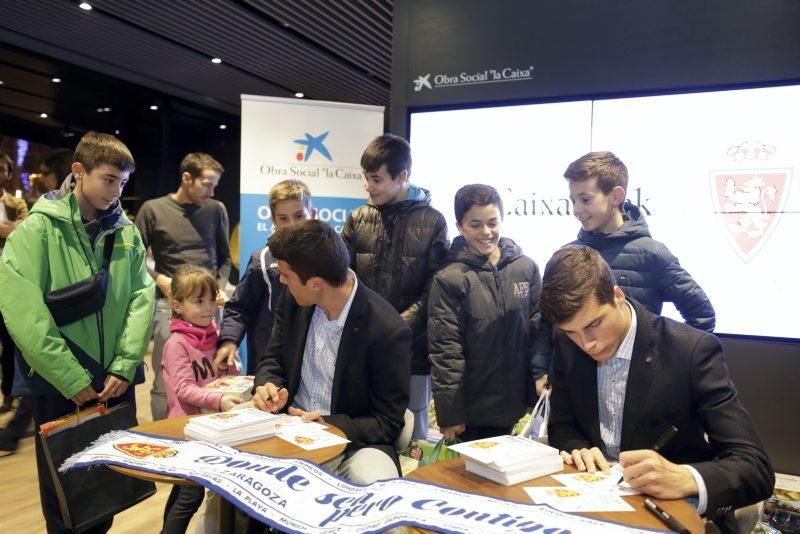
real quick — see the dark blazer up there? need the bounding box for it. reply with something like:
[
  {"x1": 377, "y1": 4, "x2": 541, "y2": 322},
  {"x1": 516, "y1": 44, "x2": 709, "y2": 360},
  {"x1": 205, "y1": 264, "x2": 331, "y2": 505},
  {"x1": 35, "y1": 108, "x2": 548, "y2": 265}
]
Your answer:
[
  {"x1": 549, "y1": 299, "x2": 773, "y2": 519},
  {"x1": 255, "y1": 278, "x2": 411, "y2": 465}
]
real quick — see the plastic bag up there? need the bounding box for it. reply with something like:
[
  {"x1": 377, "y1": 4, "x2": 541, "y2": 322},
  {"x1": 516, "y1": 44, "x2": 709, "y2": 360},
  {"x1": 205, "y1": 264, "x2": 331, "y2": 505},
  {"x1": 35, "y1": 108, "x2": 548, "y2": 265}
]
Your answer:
[
  {"x1": 520, "y1": 386, "x2": 551, "y2": 439},
  {"x1": 418, "y1": 437, "x2": 461, "y2": 467}
]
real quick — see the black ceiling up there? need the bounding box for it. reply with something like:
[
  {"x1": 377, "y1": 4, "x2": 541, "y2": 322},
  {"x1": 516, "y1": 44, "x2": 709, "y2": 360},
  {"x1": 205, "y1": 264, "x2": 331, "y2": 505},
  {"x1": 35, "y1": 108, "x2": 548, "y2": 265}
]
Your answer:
[{"x1": 1, "y1": 0, "x2": 393, "y2": 119}]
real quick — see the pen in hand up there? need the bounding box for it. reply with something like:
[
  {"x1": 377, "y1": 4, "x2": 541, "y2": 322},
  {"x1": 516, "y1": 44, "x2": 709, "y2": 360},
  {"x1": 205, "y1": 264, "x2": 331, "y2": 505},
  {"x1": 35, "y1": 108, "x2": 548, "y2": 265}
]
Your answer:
[
  {"x1": 644, "y1": 497, "x2": 690, "y2": 534},
  {"x1": 618, "y1": 425, "x2": 679, "y2": 485}
]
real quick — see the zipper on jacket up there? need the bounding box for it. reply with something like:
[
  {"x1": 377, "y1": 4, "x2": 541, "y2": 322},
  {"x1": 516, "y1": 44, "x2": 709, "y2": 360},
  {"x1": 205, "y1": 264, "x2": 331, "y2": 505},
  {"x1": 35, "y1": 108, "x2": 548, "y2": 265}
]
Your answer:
[
  {"x1": 93, "y1": 229, "x2": 114, "y2": 371},
  {"x1": 492, "y1": 262, "x2": 511, "y2": 425}
]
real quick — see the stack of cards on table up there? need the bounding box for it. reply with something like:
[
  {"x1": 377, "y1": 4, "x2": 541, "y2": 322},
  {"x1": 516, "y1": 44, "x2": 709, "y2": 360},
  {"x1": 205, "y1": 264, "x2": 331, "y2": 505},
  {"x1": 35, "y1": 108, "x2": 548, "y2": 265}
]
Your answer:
[
  {"x1": 448, "y1": 435, "x2": 563, "y2": 486},
  {"x1": 203, "y1": 375, "x2": 255, "y2": 402},
  {"x1": 185, "y1": 408, "x2": 312, "y2": 446}
]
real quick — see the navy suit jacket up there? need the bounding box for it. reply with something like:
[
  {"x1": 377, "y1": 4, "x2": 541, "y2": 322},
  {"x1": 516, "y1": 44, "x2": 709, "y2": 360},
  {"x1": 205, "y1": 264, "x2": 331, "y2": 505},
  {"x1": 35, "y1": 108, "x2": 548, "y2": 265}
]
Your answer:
[
  {"x1": 255, "y1": 278, "x2": 411, "y2": 465},
  {"x1": 549, "y1": 299, "x2": 773, "y2": 518}
]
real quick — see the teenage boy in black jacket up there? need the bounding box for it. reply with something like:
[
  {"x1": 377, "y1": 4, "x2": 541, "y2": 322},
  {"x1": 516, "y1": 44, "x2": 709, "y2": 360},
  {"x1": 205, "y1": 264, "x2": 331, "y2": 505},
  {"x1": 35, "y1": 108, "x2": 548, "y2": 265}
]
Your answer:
[
  {"x1": 428, "y1": 184, "x2": 551, "y2": 442},
  {"x1": 342, "y1": 134, "x2": 448, "y2": 441}
]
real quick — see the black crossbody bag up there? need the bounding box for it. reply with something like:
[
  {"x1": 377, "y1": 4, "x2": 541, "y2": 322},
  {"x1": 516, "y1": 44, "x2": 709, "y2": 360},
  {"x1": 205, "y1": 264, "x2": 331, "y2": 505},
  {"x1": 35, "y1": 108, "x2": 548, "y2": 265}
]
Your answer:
[{"x1": 44, "y1": 233, "x2": 115, "y2": 326}]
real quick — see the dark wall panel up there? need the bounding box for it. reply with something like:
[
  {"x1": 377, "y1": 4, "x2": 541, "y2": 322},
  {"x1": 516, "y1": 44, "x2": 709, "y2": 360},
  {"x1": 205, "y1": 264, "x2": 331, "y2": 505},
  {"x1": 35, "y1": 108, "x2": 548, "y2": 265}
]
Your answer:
[{"x1": 392, "y1": 0, "x2": 800, "y2": 134}]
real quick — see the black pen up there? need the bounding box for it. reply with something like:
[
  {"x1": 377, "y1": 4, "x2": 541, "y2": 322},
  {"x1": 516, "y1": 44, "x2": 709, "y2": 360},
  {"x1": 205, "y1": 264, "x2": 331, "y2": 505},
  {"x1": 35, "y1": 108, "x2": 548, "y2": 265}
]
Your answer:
[
  {"x1": 644, "y1": 497, "x2": 690, "y2": 534},
  {"x1": 618, "y1": 425, "x2": 679, "y2": 485}
]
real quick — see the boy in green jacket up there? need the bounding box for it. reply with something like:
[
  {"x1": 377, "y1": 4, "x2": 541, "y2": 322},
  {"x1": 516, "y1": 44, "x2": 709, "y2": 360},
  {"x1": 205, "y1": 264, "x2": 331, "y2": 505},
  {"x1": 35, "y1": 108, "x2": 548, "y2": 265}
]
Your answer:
[{"x1": 0, "y1": 132, "x2": 155, "y2": 533}]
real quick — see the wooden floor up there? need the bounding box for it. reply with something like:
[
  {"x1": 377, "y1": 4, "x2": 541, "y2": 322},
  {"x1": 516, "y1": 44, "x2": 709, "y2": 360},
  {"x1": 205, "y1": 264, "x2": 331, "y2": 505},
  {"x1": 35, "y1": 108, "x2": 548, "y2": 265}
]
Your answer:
[{"x1": 0, "y1": 344, "x2": 200, "y2": 533}]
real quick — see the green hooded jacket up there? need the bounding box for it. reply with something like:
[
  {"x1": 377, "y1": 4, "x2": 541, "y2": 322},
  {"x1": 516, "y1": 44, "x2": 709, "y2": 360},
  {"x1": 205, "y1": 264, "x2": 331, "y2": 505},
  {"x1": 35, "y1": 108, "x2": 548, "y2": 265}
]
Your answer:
[{"x1": 0, "y1": 176, "x2": 155, "y2": 398}]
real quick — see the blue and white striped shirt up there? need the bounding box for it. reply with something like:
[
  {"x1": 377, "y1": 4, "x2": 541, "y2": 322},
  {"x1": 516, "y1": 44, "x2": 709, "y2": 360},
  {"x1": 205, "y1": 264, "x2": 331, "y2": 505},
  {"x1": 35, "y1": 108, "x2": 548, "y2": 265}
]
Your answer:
[
  {"x1": 293, "y1": 271, "x2": 358, "y2": 416},
  {"x1": 597, "y1": 301, "x2": 708, "y2": 513},
  {"x1": 597, "y1": 301, "x2": 636, "y2": 460}
]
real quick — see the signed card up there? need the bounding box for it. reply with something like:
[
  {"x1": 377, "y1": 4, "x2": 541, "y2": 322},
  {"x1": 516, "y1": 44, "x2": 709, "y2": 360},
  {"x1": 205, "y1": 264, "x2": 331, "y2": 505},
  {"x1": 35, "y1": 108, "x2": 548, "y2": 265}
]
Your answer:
[
  {"x1": 276, "y1": 427, "x2": 350, "y2": 450},
  {"x1": 551, "y1": 464, "x2": 639, "y2": 496},
  {"x1": 523, "y1": 487, "x2": 634, "y2": 512}
]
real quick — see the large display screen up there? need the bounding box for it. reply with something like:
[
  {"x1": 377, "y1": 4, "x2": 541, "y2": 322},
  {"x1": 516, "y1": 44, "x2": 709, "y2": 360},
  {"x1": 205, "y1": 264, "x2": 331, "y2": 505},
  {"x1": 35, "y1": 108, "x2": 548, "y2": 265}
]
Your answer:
[{"x1": 410, "y1": 84, "x2": 799, "y2": 339}]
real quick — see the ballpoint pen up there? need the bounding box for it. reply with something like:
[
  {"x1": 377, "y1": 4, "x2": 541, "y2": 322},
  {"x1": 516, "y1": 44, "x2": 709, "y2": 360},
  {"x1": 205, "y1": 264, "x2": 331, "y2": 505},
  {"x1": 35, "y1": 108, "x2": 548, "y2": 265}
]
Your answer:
[
  {"x1": 644, "y1": 497, "x2": 690, "y2": 534},
  {"x1": 618, "y1": 425, "x2": 679, "y2": 485}
]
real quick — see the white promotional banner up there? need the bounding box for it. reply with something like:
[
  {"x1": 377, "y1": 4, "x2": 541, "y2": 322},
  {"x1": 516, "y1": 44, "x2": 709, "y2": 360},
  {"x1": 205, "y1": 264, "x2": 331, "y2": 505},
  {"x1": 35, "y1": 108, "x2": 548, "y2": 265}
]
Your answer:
[
  {"x1": 62, "y1": 431, "x2": 657, "y2": 534},
  {"x1": 240, "y1": 94, "x2": 383, "y2": 262}
]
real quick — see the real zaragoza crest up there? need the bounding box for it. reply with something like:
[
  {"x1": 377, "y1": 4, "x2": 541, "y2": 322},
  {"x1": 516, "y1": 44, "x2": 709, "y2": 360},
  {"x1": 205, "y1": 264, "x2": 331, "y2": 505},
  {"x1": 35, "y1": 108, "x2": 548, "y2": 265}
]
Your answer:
[{"x1": 710, "y1": 140, "x2": 791, "y2": 262}]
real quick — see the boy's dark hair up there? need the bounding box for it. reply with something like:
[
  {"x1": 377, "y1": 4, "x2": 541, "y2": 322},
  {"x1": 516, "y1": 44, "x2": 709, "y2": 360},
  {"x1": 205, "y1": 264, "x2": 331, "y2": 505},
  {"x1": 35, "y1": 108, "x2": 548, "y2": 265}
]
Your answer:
[
  {"x1": 454, "y1": 184, "x2": 504, "y2": 225},
  {"x1": 268, "y1": 220, "x2": 349, "y2": 287},
  {"x1": 180, "y1": 152, "x2": 224, "y2": 180},
  {"x1": 0, "y1": 150, "x2": 14, "y2": 175},
  {"x1": 360, "y1": 134, "x2": 411, "y2": 179},
  {"x1": 541, "y1": 245, "x2": 617, "y2": 324},
  {"x1": 73, "y1": 132, "x2": 135, "y2": 173},
  {"x1": 563, "y1": 151, "x2": 628, "y2": 196},
  {"x1": 42, "y1": 148, "x2": 74, "y2": 182}
]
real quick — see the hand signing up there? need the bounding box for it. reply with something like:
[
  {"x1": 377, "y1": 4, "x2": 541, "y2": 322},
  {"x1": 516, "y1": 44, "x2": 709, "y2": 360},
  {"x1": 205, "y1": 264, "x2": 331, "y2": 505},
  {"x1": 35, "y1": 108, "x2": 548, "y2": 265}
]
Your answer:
[
  {"x1": 253, "y1": 383, "x2": 288, "y2": 413},
  {"x1": 619, "y1": 449, "x2": 698, "y2": 499}
]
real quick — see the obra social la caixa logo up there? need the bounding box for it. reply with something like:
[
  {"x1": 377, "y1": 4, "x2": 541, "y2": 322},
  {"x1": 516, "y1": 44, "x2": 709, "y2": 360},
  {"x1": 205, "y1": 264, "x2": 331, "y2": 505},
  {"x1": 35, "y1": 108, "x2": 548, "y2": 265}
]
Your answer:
[
  {"x1": 710, "y1": 140, "x2": 792, "y2": 262},
  {"x1": 293, "y1": 131, "x2": 333, "y2": 162}
]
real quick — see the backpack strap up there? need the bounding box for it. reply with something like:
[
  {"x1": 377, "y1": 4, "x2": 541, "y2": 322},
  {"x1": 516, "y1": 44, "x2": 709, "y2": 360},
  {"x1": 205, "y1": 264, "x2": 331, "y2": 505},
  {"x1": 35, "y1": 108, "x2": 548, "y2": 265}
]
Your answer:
[
  {"x1": 260, "y1": 248, "x2": 274, "y2": 312},
  {"x1": 101, "y1": 232, "x2": 115, "y2": 272}
]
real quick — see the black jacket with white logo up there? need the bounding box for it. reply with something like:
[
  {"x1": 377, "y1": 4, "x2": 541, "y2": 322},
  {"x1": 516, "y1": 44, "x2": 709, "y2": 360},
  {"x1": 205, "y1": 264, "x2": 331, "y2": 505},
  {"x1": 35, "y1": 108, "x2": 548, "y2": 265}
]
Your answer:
[{"x1": 428, "y1": 236, "x2": 550, "y2": 428}]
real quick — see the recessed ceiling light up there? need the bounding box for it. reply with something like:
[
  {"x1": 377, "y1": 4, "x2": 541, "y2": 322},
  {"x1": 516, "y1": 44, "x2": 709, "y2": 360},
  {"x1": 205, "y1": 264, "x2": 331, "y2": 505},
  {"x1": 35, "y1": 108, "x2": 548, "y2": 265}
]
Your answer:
[
  {"x1": 39, "y1": 113, "x2": 48, "y2": 118},
  {"x1": 63, "y1": 132, "x2": 75, "y2": 137},
  {"x1": 150, "y1": 105, "x2": 158, "y2": 111},
  {"x1": 103, "y1": 107, "x2": 111, "y2": 112},
  {"x1": 51, "y1": 77, "x2": 61, "y2": 83},
  {"x1": 114, "y1": 130, "x2": 120, "y2": 135},
  {"x1": 211, "y1": 57, "x2": 222, "y2": 64},
  {"x1": 219, "y1": 124, "x2": 227, "y2": 130},
  {"x1": 294, "y1": 92, "x2": 304, "y2": 98},
  {"x1": 96, "y1": 107, "x2": 103, "y2": 112},
  {"x1": 0, "y1": 81, "x2": 4, "y2": 85},
  {"x1": 79, "y1": 2, "x2": 92, "y2": 11}
]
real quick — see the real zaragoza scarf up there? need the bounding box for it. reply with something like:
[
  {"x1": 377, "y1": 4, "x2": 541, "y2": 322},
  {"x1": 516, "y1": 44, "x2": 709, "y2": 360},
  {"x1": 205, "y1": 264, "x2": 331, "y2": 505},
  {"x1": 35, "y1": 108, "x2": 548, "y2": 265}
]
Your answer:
[{"x1": 61, "y1": 431, "x2": 659, "y2": 533}]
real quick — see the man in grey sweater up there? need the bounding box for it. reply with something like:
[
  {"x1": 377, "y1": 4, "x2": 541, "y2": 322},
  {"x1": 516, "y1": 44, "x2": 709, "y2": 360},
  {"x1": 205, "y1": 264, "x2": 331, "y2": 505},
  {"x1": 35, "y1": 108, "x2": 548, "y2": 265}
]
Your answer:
[{"x1": 135, "y1": 152, "x2": 231, "y2": 420}]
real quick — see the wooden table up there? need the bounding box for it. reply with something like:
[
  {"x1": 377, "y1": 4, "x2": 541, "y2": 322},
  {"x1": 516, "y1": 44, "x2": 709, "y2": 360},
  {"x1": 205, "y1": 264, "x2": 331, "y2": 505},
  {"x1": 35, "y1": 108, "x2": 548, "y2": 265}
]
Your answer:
[
  {"x1": 109, "y1": 415, "x2": 347, "y2": 532},
  {"x1": 406, "y1": 458, "x2": 705, "y2": 533}
]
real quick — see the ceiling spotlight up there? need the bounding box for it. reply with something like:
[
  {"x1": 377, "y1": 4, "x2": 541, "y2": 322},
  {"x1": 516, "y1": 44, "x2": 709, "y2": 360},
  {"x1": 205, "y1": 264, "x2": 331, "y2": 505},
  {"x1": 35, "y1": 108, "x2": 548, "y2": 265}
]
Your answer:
[
  {"x1": 211, "y1": 57, "x2": 222, "y2": 64},
  {"x1": 114, "y1": 130, "x2": 120, "y2": 135},
  {"x1": 0, "y1": 81, "x2": 4, "y2": 85},
  {"x1": 39, "y1": 112, "x2": 48, "y2": 118},
  {"x1": 149, "y1": 105, "x2": 158, "y2": 110},
  {"x1": 51, "y1": 77, "x2": 61, "y2": 83},
  {"x1": 294, "y1": 92, "x2": 304, "y2": 98},
  {"x1": 79, "y1": 2, "x2": 92, "y2": 11},
  {"x1": 103, "y1": 107, "x2": 111, "y2": 112},
  {"x1": 219, "y1": 124, "x2": 227, "y2": 130},
  {"x1": 96, "y1": 107, "x2": 103, "y2": 112}
]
